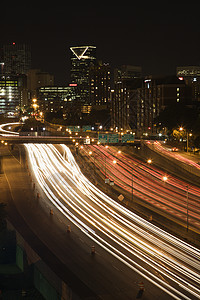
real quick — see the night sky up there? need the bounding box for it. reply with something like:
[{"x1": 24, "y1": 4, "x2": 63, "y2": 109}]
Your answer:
[{"x1": 1, "y1": 3, "x2": 200, "y2": 84}]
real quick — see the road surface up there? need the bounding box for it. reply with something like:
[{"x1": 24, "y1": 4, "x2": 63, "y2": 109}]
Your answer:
[
  {"x1": 81, "y1": 144, "x2": 200, "y2": 233},
  {"x1": 24, "y1": 143, "x2": 200, "y2": 300}
]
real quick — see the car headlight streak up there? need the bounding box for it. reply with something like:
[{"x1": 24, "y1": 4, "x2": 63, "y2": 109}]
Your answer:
[{"x1": 24, "y1": 144, "x2": 200, "y2": 300}]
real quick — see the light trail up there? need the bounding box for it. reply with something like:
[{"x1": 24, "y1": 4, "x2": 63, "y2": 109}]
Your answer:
[
  {"x1": 83, "y1": 145, "x2": 200, "y2": 230},
  {"x1": 147, "y1": 141, "x2": 200, "y2": 170},
  {"x1": 24, "y1": 144, "x2": 200, "y2": 300},
  {"x1": 0, "y1": 122, "x2": 21, "y2": 136}
]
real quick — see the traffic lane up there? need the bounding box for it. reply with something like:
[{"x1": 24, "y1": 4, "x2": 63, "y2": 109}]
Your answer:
[
  {"x1": 3, "y1": 152, "x2": 169, "y2": 300},
  {"x1": 86, "y1": 146, "x2": 200, "y2": 229},
  {"x1": 4, "y1": 153, "x2": 134, "y2": 299},
  {"x1": 38, "y1": 144, "x2": 200, "y2": 274},
  {"x1": 26, "y1": 144, "x2": 188, "y2": 298},
  {"x1": 26, "y1": 144, "x2": 200, "y2": 298},
  {"x1": 94, "y1": 144, "x2": 200, "y2": 201},
  {"x1": 2, "y1": 162, "x2": 98, "y2": 299}
]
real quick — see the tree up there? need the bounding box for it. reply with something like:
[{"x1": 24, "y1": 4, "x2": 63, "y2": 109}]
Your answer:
[{"x1": 155, "y1": 104, "x2": 200, "y2": 134}]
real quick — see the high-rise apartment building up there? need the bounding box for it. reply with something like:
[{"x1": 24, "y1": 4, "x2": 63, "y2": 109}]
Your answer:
[
  {"x1": 111, "y1": 74, "x2": 191, "y2": 137},
  {"x1": 111, "y1": 65, "x2": 142, "y2": 131},
  {"x1": 136, "y1": 76, "x2": 189, "y2": 136},
  {"x1": 89, "y1": 62, "x2": 111, "y2": 106},
  {"x1": 70, "y1": 46, "x2": 96, "y2": 103},
  {"x1": 2, "y1": 43, "x2": 31, "y2": 75}
]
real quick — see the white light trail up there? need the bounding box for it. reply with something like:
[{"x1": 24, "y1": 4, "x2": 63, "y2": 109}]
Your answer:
[
  {"x1": 24, "y1": 144, "x2": 200, "y2": 300},
  {"x1": 0, "y1": 122, "x2": 21, "y2": 136}
]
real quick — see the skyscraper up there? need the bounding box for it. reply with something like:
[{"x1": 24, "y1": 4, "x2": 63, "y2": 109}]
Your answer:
[
  {"x1": 89, "y1": 62, "x2": 111, "y2": 106},
  {"x1": 111, "y1": 65, "x2": 142, "y2": 132},
  {"x1": 70, "y1": 46, "x2": 96, "y2": 103},
  {"x1": 3, "y1": 43, "x2": 31, "y2": 75}
]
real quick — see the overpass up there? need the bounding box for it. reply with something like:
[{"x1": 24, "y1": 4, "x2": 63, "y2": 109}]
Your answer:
[
  {"x1": 1, "y1": 135, "x2": 84, "y2": 144},
  {"x1": 0, "y1": 122, "x2": 141, "y2": 145},
  {"x1": 0, "y1": 135, "x2": 142, "y2": 146}
]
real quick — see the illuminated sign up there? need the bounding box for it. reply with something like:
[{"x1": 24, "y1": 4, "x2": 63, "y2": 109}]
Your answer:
[
  {"x1": 121, "y1": 134, "x2": 135, "y2": 143},
  {"x1": 69, "y1": 83, "x2": 77, "y2": 87}
]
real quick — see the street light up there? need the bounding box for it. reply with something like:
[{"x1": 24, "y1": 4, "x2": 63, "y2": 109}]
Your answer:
[
  {"x1": 162, "y1": 176, "x2": 168, "y2": 182},
  {"x1": 179, "y1": 126, "x2": 192, "y2": 152}
]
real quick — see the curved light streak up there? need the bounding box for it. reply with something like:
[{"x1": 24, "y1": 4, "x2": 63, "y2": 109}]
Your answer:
[
  {"x1": 24, "y1": 144, "x2": 200, "y2": 300},
  {"x1": 0, "y1": 122, "x2": 21, "y2": 136},
  {"x1": 83, "y1": 145, "x2": 200, "y2": 230}
]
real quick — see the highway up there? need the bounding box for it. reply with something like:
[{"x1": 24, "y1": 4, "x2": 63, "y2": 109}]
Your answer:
[
  {"x1": 24, "y1": 143, "x2": 200, "y2": 300},
  {"x1": 82, "y1": 145, "x2": 200, "y2": 232},
  {"x1": 146, "y1": 141, "x2": 200, "y2": 170}
]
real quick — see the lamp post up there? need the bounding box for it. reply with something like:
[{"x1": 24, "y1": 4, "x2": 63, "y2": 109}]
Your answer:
[{"x1": 179, "y1": 127, "x2": 192, "y2": 152}]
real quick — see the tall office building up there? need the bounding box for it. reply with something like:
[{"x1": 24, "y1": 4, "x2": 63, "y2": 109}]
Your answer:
[
  {"x1": 70, "y1": 46, "x2": 96, "y2": 103},
  {"x1": 136, "y1": 76, "x2": 188, "y2": 136},
  {"x1": 89, "y1": 62, "x2": 111, "y2": 106},
  {"x1": 111, "y1": 65, "x2": 142, "y2": 131},
  {"x1": 3, "y1": 43, "x2": 31, "y2": 75}
]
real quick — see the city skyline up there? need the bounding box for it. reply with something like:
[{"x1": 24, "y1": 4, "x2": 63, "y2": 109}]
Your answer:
[
  {"x1": 1, "y1": 3, "x2": 200, "y2": 84},
  {"x1": 1, "y1": 4, "x2": 200, "y2": 298}
]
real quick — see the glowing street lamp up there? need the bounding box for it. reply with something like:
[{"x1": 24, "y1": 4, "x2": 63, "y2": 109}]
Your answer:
[
  {"x1": 162, "y1": 176, "x2": 168, "y2": 182},
  {"x1": 179, "y1": 127, "x2": 192, "y2": 152}
]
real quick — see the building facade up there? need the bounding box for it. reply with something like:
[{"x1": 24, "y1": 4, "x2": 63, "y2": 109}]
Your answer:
[
  {"x1": 89, "y1": 62, "x2": 111, "y2": 106},
  {"x1": 38, "y1": 86, "x2": 76, "y2": 114},
  {"x1": 70, "y1": 46, "x2": 96, "y2": 104},
  {"x1": 136, "y1": 76, "x2": 189, "y2": 136},
  {"x1": 0, "y1": 75, "x2": 20, "y2": 115},
  {"x1": 2, "y1": 43, "x2": 31, "y2": 75},
  {"x1": 111, "y1": 65, "x2": 142, "y2": 132},
  {"x1": 111, "y1": 74, "x2": 190, "y2": 137},
  {"x1": 176, "y1": 66, "x2": 200, "y2": 102}
]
